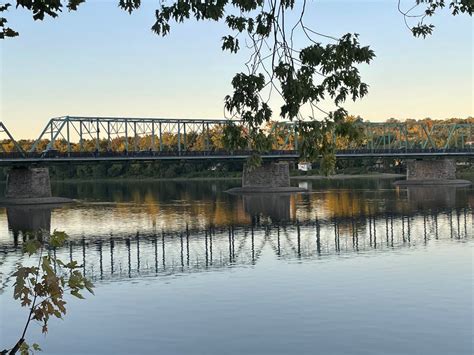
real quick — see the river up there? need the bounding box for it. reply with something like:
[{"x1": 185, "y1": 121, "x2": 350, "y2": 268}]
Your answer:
[{"x1": 0, "y1": 177, "x2": 472, "y2": 354}]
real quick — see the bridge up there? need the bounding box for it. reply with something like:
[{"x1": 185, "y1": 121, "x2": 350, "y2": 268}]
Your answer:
[
  {"x1": 0, "y1": 116, "x2": 472, "y2": 162},
  {"x1": 0, "y1": 116, "x2": 472, "y2": 201}
]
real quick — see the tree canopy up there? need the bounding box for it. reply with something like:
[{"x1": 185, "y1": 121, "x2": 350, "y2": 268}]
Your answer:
[{"x1": 1, "y1": 0, "x2": 472, "y2": 167}]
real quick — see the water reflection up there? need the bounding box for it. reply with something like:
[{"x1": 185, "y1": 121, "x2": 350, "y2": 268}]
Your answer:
[
  {"x1": 6, "y1": 205, "x2": 52, "y2": 245},
  {"x1": 0, "y1": 179, "x2": 471, "y2": 239},
  {"x1": 1, "y1": 208, "x2": 472, "y2": 285},
  {"x1": 1, "y1": 179, "x2": 472, "y2": 355},
  {"x1": 405, "y1": 186, "x2": 458, "y2": 209},
  {"x1": 29, "y1": 180, "x2": 474, "y2": 228},
  {"x1": 0, "y1": 179, "x2": 472, "y2": 285},
  {"x1": 242, "y1": 193, "x2": 292, "y2": 222}
]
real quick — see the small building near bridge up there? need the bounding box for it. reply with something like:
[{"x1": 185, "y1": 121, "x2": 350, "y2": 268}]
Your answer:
[{"x1": 298, "y1": 162, "x2": 312, "y2": 171}]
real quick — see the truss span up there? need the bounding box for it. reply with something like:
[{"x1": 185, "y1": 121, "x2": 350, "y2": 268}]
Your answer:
[{"x1": 0, "y1": 117, "x2": 473, "y2": 164}]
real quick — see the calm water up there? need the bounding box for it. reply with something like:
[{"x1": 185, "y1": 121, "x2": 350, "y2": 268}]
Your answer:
[{"x1": 0, "y1": 178, "x2": 473, "y2": 355}]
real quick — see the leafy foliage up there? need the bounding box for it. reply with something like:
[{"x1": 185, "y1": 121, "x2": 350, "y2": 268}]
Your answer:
[
  {"x1": 222, "y1": 122, "x2": 247, "y2": 152},
  {"x1": 2, "y1": 230, "x2": 93, "y2": 355},
  {"x1": 398, "y1": 0, "x2": 473, "y2": 37},
  {"x1": 0, "y1": 3, "x2": 18, "y2": 38},
  {"x1": 245, "y1": 153, "x2": 263, "y2": 172}
]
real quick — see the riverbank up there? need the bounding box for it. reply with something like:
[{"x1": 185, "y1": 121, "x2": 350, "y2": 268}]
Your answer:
[
  {"x1": 0, "y1": 171, "x2": 471, "y2": 184},
  {"x1": 458, "y1": 172, "x2": 474, "y2": 182},
  {"x1": 291, "y1": 173, "x2": 404, "y2": 180},
  {"x1": 45, "y1": 172, "x2": 405, "y2": 183},
  {"x1": 1, "y1": 159, "x2": 470, "y2": 183}
]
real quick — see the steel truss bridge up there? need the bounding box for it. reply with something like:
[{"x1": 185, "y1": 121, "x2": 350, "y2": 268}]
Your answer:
[
  {"x1": 1, "y1": 208, "x2": 471, "y2": 285},
  {"x1": 0, "y1": 116, "x2": 473, "y2": 164}
]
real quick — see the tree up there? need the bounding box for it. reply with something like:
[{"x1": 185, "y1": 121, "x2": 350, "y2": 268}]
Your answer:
[
  {"x1": 1, "y1": 231, "x2": 93, "y2": 355},
  {"x1": 1, "y1": 0, "x2": 471, "y2": 169}
]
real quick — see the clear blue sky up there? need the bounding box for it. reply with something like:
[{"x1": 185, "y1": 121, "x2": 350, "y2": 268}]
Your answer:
[{"x1": 1, "y1": 0, "x2": 472, "y2": 138}]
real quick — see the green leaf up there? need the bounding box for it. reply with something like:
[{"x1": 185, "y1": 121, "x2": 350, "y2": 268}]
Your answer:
[
  {"x1": 84, "y1": 279, "x2": 95, "y2": 295},
  {"x1": 71, "y1": 290, "x2": 84, "y2": 299},
  {"x1": 41, "y1": 256, "x2": 55, "y2": 277},
  {"x1": 23, "y1": 239, "x2": 41, "y2": 255},
  {"x1": 49, "y1": 230, "x2": 67, "y2": 248}
]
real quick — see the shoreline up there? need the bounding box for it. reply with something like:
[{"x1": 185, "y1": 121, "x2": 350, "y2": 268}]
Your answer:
[
  {"x1": 39, "y1": 172, "x2": 406, "y2": 183},
  {"x1": 1, "y1": 172, "x2": 471, "y2": 184},
  {"x1": 291, "y1": 173, "x2": 404, "y2": 180}
]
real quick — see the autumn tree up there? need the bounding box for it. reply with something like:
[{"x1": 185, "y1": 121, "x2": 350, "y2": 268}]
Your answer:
[{"x1": 1, "y1": 231, "x2": 93, "y2": 355}]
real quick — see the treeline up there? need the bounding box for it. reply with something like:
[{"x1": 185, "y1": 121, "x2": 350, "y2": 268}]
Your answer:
[
  {"x1": 0, "y1": 160, "x2": 245, "y2": 181},
  {"x1": 0, "y1": 157, "x2": 470, "y2": 182},
  {"x1": 0, "y1": 158, "x2": 399, "y2": 181}
]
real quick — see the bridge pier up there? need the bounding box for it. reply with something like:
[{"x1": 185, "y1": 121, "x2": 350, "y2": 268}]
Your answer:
[
  {"x1": 227, "y1": 162, "x2": 306, "y2": 193},
  {"x1": 407, "y1": 159, "x2": 456, "y2": 181},
  {"x1": 6, "y1": 167, "x2": 52, "y2": 199},
  {"x1": 395, "y1": 159, "x2": 471, "y2": 186},
  {"x1": 2, "y1": 167, "x2": 72, "y2": 204},
  {"x1": 243, "y1": 162, "x2": 291, "y2": 189}
]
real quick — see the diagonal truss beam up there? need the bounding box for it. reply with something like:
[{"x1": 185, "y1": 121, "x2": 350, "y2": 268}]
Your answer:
[
  {"x1": 4, "y1": 115, "x2": 473, "y2": 156},
  {"x1": 0, "y1": 122, "x2": 25, "y2": 156}
]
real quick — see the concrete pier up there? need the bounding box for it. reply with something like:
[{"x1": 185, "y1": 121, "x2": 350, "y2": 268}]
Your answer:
[
  {"x1": 243, "y1": 162, "x2": 290, "y2": 189},
  {"x1": 1, "y1": 167, "x2": 72, "y2": 205},
  {"x1": 407, "y1": 159, "x2": 456, "y2": 181},
  {"x1": 228, "y1": 162, "x2": 306, "y2": 193},
  {"x1": 6, "y1": 167, "x2": 52, "y2": 198},
  {"x1": 395, "y1": 159, "x2": 471, "y2": 186}
]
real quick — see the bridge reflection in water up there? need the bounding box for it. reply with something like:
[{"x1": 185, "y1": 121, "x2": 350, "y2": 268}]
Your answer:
[{"x1": 2, "y1": 204, "x2": 472, "y2": 285}]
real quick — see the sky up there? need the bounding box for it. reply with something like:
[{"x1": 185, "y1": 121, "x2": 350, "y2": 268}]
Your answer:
[{"x1": 0, "y1": 0, "x2": 472, "y2": 138}]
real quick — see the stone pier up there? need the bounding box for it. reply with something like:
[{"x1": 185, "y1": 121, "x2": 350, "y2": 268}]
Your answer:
[
  {"x1": 395, "y1": 159, "x2": 471, "y2": 186},
  {"x1": 407, "y1": 159, "x2": 456, "y2": 181},
  {"x1": 242, "y1": 162, "x2": 290, "y2": 189},
  {"x1": 6, "y1": 167, "x2": 52, "y2": 199},
  {"x1": 227, "y1": 162, "x2": 306, "y2": 193},
  {"x1": 1, "y1": 167, "x2": 72, "y2": 204}
]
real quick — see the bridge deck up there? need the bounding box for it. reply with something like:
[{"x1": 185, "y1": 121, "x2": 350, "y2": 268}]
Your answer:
[{"x1": 0, "y1": 149, "x2": 472, "y2": 165}]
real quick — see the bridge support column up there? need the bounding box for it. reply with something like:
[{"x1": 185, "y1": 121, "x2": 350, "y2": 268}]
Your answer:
[
  {"x1": 407, "y1": 159, "x2": 456, "y2": 181},
  {"x1": 227, "y1": 162, "x2": 306, "y2": 193},
  {"x1": 242, "y1": 162, "x2": 290, "y2": 189},
  {"x1": 6, "y1": 167, "x2": 52, "y2": 199},
  {"x1": 395, "y1": 159, "x2": 470, "y2": 186}
]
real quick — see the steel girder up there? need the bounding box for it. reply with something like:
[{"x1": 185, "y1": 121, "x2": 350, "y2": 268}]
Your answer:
[
  {"x1": 0, "y1": 122, "x2": 25, "y2": 156},
  {"x1": 3, "y1": 116, "x2": 473, "y2": 155},
  {"x1": 27, "y1": 116, "x2": 297, "y2": 154}
]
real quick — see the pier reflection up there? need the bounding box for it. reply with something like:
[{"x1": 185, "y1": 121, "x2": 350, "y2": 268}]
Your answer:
[
  {"x1": 6, "y1": 205, "x2": 52, "y2": 245},
  {"x1": 405, "y1": 186, "x2": 458, "y2": 209},
  {"x1": 1, "y1": 208, "x2": 472, "y2": 285},
  {"x1": 243, "y1": 194, "x2": 291, "y2": 222}
]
